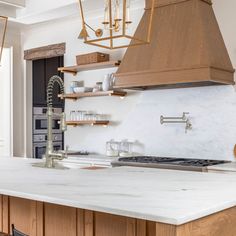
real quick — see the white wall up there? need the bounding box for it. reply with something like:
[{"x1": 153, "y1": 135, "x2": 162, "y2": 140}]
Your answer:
[
  {"x1": 0, "y1": 48, "x2": 12, "y2": 156},
  {"x1": 22, "y1": 0, "x2": 236, "y2": 160},
  {"x1": 5, "y1": 23, "x2": 24, "y2": 157}
]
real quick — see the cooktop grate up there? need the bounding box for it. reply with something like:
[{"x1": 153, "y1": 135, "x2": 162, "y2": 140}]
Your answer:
[{"x1": 117, "y1": 156, "x2": 229, "y2": 167}]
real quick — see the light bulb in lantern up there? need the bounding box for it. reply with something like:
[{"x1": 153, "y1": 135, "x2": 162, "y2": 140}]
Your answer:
[
  {"x1": 103, "y1": 0, "x2": 109, "y2": 30},
  {"x1": 114, "y1": 0, "x2": 121, "y2": 20},
  {"x1": 114, "y1": 0, "x2": 121, "y2": 32},
  {"x1": 126, "y1": 0, "x2": 132, "y2": 29}
]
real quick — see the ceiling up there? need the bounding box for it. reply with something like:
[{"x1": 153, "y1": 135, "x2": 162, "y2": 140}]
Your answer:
[
  {"x1": 1, "y1": 0, "x2": 144, "y2": 25},
  {"x1": 0, "y1": 0, "x2": 25, "y2": 8}
]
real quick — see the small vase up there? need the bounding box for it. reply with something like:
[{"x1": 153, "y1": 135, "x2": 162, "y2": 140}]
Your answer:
[{"x1": 103, "y1": 74, "x2": 111, "y2": 91}]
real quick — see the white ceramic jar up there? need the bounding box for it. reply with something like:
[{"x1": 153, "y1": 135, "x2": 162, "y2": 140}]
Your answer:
[{"x1": 103, "y1": 74, "x2": 111, "y2": 91}]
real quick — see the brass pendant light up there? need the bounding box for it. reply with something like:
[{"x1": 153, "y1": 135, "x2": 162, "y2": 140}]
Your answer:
[
  {"x1": 78, "y1": 0, "x2": 155, "y2": 50},
  {"x1": 0, "y1": 16, "x2": 8, "y2": 65}
]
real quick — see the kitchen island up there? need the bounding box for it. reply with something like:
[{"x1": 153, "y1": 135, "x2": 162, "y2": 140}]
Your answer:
[{"x1": 1, "y1": 157, "x2": 236, "y2": 236}]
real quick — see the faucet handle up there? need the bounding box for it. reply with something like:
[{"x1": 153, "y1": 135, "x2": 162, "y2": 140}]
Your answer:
[
  {"x1": 64, "y1": 145, "x2": 69, "y2": 159},
  {"x1": 185, "y1": 119, "x2": 192, "y2": 133},
  {"x1": 60, "y1": 112, "x2": 67, "y2": 132},
  {"x1": 182, "y1": 112, "x2": 190, "y2": 120},
  {"x1": 160, "y1": 115, "x2": 164, "y2": 124}
]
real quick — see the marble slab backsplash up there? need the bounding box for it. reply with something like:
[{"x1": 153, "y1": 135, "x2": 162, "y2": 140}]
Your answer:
[{"x1": 65, "y1": 79, "x2": 236, "y2": 160}]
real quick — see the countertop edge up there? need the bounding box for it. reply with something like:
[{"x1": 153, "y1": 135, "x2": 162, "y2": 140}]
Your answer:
[{"x1": 0, "y1": 188, "x2": 235, "y2": 225}]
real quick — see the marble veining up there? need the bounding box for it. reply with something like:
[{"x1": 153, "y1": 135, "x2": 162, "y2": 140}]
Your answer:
[
  {"x1": 66, "y1": 84, "x2": 236, "y2": 161},
  {"x1": 1, "y1": 157, "x2": 236, "y2": 225}
]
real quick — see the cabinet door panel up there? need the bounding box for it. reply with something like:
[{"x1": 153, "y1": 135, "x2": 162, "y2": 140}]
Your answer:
[
  {"x1": 2, "y1": 196, "x2": 9, "y2": 234},
  {"x1": 176, "y1": 206, "x2": 236, "y2": 236},
  {"x1": 44, "y1": 203, "x2": 77, "y2": 236},
  {"x1": 93, "y1": 212, "x2": 137, "y2": 236},
  {"x1": 9, "y1": 197, "x2": 37, "y2": 236},
  {"x1": 0, "y1": 195, "x2": 2, "y2": 232},
  {"x1": 147, "y1": 221, "x2": 157, "y2": 236}
]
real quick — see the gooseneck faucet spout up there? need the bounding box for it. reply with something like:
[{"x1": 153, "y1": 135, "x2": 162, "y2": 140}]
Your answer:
[{"x1": 45, "y1": 75, "x2": 68, "y2": 168}]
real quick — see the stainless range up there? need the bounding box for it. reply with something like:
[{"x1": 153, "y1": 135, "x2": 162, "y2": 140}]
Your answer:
[{"x1": 111, "y1": 156, "x2": 231, "y2": 172}]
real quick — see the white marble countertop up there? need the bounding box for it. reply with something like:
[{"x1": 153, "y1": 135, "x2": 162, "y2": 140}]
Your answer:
[
  {"x1": 1, "y1": 157, "x2": 236, "y2": 225},
  {"x1": 207, "y1": 162, "x2": 236, "y2": 172}
]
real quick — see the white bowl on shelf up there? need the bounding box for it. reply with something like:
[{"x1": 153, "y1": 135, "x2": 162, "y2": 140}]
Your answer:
[{"x1": 73, "y1": 87, "x2": 93, "y2": 93}]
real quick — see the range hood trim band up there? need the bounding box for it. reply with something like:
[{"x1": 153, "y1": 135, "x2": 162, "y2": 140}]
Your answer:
[
  {"x1": 116, "y1": 65, "x2": 235, "y2": 75},
  {"x1": 114, "y1": 67, "x2": 235, "y2": 88}
]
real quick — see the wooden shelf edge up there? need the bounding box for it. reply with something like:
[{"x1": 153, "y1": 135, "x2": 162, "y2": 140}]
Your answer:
[
  {"x1": 58, "y1": 60, "x2": 121, "y2": 75},
  {"x1": 66, "y1": 120, "x2": 109, "y2": 126},
  {"x1": 59, "y1": 90, "x2": 127, "y2": 100},
  {"x1": 59, "y1": 69, "x2": 77, "y2": 76}
]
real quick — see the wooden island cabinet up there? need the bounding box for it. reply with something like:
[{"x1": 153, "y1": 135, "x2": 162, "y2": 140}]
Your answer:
[{"x1": 1, "y1": 195, "x2": 236, "y2": 236}]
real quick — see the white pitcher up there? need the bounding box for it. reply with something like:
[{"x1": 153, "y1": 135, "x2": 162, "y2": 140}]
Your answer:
[{"x1": 103, "y1": 74, "x2": 112, "y2": 91}]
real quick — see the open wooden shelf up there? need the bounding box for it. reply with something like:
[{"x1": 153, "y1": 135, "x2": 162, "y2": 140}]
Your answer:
[
  {"x1": 66, "y1": 120, "x2": 109, "y2": 127},
  {"x1": 59, "y1": 90, "x2": 127, "y2": 100},
  {"x1": 58, "y1": 60, "x2": 121, "y2": 75}
]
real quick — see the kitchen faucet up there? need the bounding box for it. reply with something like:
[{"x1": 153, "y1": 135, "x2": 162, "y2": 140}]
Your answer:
[{"x1": 44, "y1": 75, "x2": 68, "y2": 168}]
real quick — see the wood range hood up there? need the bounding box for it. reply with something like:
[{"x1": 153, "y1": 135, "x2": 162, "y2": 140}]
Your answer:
[{"x1": 114, "y1": 0, "x2": 235, "y2": 89}]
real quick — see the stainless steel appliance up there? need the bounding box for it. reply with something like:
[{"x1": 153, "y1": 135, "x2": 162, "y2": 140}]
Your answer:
[
  {"x1": 33, "y1": 107, "x2": 62, "y2": 134},
  {"x1": 33, "y1": 142, "x2": 63, "y2": 159},
  {"x1": 111, "y1": 156, "x2": 231, "y2": 172},
  {"x1": 33, "y1": 133, "x2": 63, "y2": 143},
  {"x1": 33, "y1": 107, "x2": 63, "y2": 159}
]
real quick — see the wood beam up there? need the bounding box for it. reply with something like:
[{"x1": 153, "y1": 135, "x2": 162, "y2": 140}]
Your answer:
[{"x1": 24, "y1": 43, "x2": 66, "y2": 61}]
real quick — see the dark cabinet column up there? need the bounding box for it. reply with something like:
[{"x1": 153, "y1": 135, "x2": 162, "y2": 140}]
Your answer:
[
  {"x1": 33, "y1": 59, "x2": 46, "y2": 107},
  {"x1": 33, "y1": 56, "x2": 64, "y2": 108}
]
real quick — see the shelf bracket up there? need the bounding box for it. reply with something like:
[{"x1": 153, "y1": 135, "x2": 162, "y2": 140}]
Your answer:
[{"x1": 59, "y1": 69, "x2": 77, "y2": 76}]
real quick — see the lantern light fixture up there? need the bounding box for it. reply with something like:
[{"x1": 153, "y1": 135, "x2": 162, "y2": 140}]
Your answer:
[
  {"x1": 0, "y1": 16, "x2": 8, "y2": 65},
  {"x1": 77, "y1": 0, "x2": 155, "y2": 50}
]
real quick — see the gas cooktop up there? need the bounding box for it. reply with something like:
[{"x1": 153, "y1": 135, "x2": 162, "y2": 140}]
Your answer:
[{"x1": 111, "y1": 156, "x2": 231, "y2": 172}]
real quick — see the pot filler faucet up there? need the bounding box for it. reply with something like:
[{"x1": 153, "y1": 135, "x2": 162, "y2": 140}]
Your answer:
[{"x1": 44, "y1": 75, "x2": 68, "y2": 168}]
